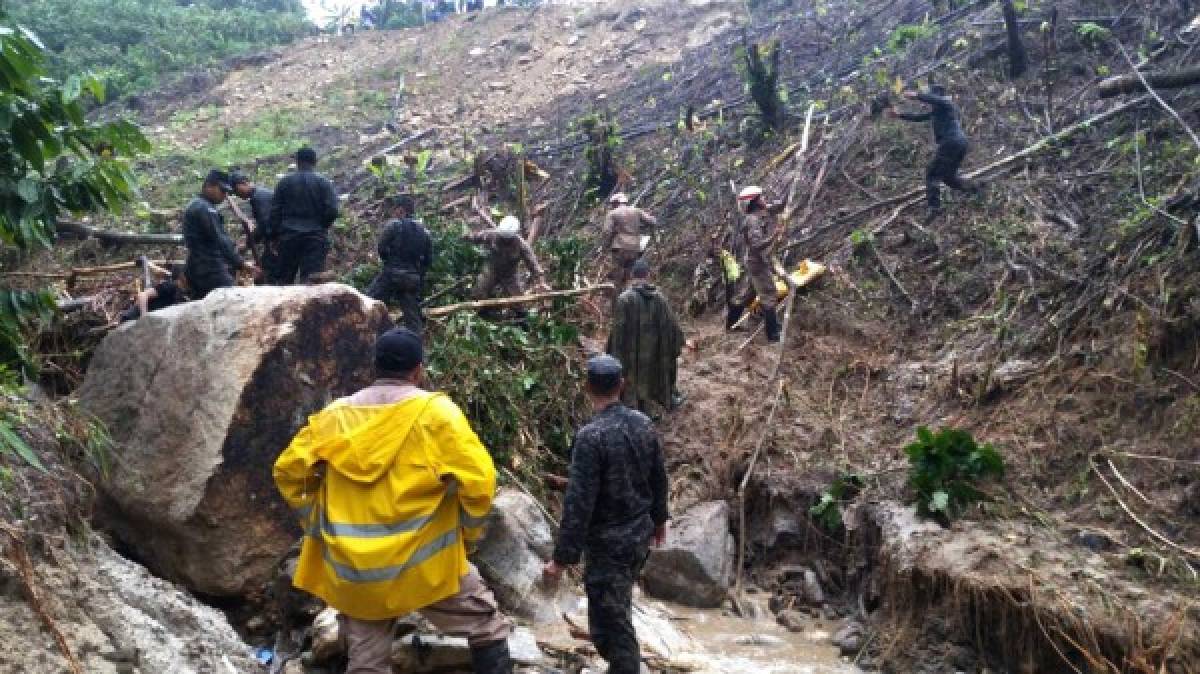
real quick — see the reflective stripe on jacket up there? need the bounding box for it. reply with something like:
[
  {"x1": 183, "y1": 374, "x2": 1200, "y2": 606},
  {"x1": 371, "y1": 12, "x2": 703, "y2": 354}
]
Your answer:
[{"x1": 272, "y1": 392, "x2": 495, "y2": 620}]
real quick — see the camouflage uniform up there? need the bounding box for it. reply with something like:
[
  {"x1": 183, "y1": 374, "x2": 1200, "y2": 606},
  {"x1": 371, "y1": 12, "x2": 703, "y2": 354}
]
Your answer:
[
  {"x1": 553, "y1": 403, "x2": 669, "y2": 674},
  {"x1": 736, "y1": 211, "x2": 779, "y2": 311},
  {"x1": 466, "y1": 229, "x2": 545, "y2": 300}
]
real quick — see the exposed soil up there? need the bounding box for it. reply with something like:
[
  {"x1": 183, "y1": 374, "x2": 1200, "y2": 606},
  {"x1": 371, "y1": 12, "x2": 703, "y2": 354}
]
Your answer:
[{"x1": 6, "y1": 0, "x2": 1200, "y2": 671}]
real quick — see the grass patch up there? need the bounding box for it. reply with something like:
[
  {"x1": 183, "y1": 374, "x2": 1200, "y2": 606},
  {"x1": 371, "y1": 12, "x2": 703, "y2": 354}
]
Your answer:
[{"x1": 198, "y1": 110, "x2": 309, "y2": 168}]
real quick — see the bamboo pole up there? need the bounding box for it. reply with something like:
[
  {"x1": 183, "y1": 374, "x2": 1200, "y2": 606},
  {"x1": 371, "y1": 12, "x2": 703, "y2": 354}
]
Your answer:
[{"x1": 425, "y1": 284, "x2": 613, "y2": 318}]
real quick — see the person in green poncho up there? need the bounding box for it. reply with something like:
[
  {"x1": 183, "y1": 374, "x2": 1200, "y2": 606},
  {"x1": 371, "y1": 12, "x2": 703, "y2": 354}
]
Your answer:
[{"x1": 606, "y1": 259, "x2": 685, "y2": 416}]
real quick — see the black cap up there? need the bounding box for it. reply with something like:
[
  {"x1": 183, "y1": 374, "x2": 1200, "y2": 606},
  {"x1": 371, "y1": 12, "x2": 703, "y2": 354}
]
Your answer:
[
  {"x1": 295, "y1": 147, "x2": 317, "y2": 165},
  {"x1": 587, "y1": 354, "x2": 623, "y2": 392},
  {"x1": 385, "y1": 194, "x2": 416, "y2": 213},
  {"x1": 631, "y1": 258, "x2": 650, "y2": 279},
  {"x1": 375, "y1": 328, "x2": 423, "y2": 374},
  {"x1": 229, "y1": 171, "x2": 251, "y2": 187},
  {"x1": 204, "y1": 169, "x2": 232, "y2": 193},
  {"x1": 929, "y1": 84, "x2": 947, "y2": 96}
]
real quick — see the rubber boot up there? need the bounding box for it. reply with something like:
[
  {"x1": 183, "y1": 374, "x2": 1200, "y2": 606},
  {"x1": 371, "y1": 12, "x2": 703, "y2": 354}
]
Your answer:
[
  {"x1": 469, "y1": 639, "x2": 513, "y2": 674},
  {"x1": 763, "y1": 309, "x2": 781, "y2": 343},
  {"x1": 725, "y1": 303, "x2": 745, "y2": 331}
]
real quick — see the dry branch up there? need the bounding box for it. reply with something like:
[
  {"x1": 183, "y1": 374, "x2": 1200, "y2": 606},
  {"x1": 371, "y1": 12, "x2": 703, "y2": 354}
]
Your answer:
[
  {"x1": 425, "y1": 285, "x2": 613, "y2": 318},
  {"x1": 55, "y1": 220, "x2": 182, "y2": 246},
  {"x1": 2, "y1": 260, "x2": 182, "y2": 281}
]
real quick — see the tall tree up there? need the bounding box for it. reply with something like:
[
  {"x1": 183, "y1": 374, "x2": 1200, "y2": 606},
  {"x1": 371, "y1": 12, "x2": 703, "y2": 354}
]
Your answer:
[
  {"x1": 0, "y1": 16, "x2": 149, "y2": 368},
  {"x1": 742, "y1": 37, "x2": 786, "y2": 131},
  {"x1": 1000, "y1": 0, "x2": 1029, "y2": 78}
]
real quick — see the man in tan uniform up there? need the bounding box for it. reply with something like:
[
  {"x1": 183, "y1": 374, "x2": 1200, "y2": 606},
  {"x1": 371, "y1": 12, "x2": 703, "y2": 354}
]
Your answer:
[
  {"x1": 602, "y1": 192, "x2": 658, "y2": 300},
  {"x1": 727, "y1": 185, "x2": 785, "y2": 343},
  {"x1": 465, "y1": 214, "x2": 549, "y2": 320}
]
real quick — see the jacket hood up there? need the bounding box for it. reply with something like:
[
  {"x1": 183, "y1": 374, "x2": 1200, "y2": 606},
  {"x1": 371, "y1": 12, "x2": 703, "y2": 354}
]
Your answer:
[
  {"x1": 311, "y1": 393, "x2": 439, "y2": 483},
  {"x1": 633, "y1": 282, "x2": 659, "y2": 297}
]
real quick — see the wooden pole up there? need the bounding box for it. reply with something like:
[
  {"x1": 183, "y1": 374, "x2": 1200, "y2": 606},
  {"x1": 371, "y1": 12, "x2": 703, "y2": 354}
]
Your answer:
[{"x1": 425, "y1": 284, "x2": 613, "y2": 318}]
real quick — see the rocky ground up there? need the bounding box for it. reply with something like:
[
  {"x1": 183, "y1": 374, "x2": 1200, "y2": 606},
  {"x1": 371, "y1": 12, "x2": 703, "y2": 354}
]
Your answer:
[{"x1": 4, "y1": 0, "x2": 1200, "y2": 672}]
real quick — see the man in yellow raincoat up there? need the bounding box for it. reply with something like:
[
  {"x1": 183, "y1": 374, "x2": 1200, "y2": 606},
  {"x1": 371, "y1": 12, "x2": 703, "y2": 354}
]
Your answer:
[{"x1": 273, "y1": 328, "x2": 513, "y2": 674}]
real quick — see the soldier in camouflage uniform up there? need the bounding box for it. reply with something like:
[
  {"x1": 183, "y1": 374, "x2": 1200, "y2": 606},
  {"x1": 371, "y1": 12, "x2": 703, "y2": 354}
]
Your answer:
[{"x1": 544, "y1": 355, "x2": 669, "y2": 674}]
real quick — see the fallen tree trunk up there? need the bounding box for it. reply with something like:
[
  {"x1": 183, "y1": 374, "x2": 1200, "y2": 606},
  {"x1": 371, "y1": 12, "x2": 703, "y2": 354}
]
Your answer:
[
  {"x1": 1098, "y1": 66, "x2": 1200, "y2": 98},
  {"x1": 426, "y1": 285, "x2": 613, "y2": 318},
  {"x1": 56, "y1": 220, "x2": 183, "y2": 246},
  {"x1": 2, "y1": 260, "x2": 182, "y2": 281}
]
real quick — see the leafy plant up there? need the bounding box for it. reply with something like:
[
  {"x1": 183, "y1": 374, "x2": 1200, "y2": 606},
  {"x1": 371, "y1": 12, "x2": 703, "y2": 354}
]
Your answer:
[
  {"x1": 0, "y1": 18, "x2": 149, "y2": 372},
  {"x1": 905, "y1": 426, "x2": 1005, "y2": 521},
  {"x1": 1076, "y1": 22, "x2": 1111, "y2": 49},
  {"x1": 887, "y1": 23, "x2": 937, "y2": 53},
  {"x1": 0, "y1": 417, "x2": 47, "y2": 473},
  {"x1": 810, "y1": 473, "x2": 864, "y2": 531}
]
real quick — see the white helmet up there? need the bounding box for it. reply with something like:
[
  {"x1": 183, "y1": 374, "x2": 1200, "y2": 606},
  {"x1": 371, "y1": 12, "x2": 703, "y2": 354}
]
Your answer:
[
  {"x1": 609, "y1": 192, "x2": 629, "y2": 205},
  {"x1": 737, "y1": 185, "x2": 764, "y2": 213},
  {"x1": 497, "y1": 215, "x2": 521, "y2": 234}
]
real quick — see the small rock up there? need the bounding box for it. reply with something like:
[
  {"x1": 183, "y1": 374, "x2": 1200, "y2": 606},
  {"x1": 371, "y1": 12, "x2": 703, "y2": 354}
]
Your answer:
[
  {"x1": 469, "y1": 47, "x2": 486, "y2": 57},
  {"x1": 776, "y1": 609, "x2": 807, "y2": 633},
  {"x1": 310, "y1": 607, "x2": 342, "y2": 663},
  {"x1": 1076, "y1": 530, "x2": 1116, "y2": 552},
  {"x1": 634, "y1": 18, "x2": 648, "y2": 32},
  {"x1": 517, "y1": 55, "x2": 532, "y2": 64},
  {"x1": 832, "y1": 621, "x2": 865, "y2": 656},
  {"x1": 734, "y1": 634, "x2": 786, "y2": 647},
  {"x1": 802, "y1": 570, "x2": 825, "y2": 605},
  {"x1": 567, "y1": 34, "x2": 581, "y2": 46},
  {"x1": 488, "y1": 81, "x2": 509, "y2": 91},
  {"x1": 244, "y1": 616, "x2": 267, "y2": 633}
]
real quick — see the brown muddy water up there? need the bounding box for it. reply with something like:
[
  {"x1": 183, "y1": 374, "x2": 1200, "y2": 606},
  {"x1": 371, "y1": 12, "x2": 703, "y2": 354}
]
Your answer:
[
  {"x1": 537, "y1": 597, "x2": 862, "y2": 673},
  {"x1": 662, "y1": 604, "x2": 862, "y2": 674}
]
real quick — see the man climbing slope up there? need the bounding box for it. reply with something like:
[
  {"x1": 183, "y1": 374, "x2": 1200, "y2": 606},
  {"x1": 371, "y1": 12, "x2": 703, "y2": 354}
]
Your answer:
[
  {"x1": 602, "y1": 193, "x2": 658, "y2": 301},
  {"x1": 366, "y1": 194, "x2": 433, "y2": 333},
  {"x1": 544, "y1": 355, "x2": 669, "y2": 674},
  {"x1": 273, "y1": 328, "x2": 513, "y2": 674},
  {"x1": 888, "y1": 85, "x2": 980, "y2": 223},
  {"x1": 183, "y1": 170, "x2": 255, "y2": 298},
  {"x1": 726, "y1": 185, "x2": 785, "y2": 343},
  {"x1": 268, "y1": 147, "x2": 340, "y2": 284},
  {"x1": 464, "y1": 207, "x2": 550, "y2": 317},
  {"x1": 607, "y1": 259, "x2": 685, "y2": 416}
]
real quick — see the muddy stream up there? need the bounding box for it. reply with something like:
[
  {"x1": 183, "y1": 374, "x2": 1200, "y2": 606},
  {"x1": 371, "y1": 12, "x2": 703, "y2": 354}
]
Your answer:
[{"x1": 529, "y1": 597, "x2": 861, "y2": 674}]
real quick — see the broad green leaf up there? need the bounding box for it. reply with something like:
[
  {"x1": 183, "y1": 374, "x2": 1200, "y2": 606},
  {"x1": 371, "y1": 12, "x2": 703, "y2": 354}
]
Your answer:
[
  {"x1": 16, "y1": 178, "x2": 38, "y2": 203},
  {"x1": 929, "y1": 491, "x2": 949, "y2": 512},
  {"x1": 0, "y1": 420, "x2": 47, "y2": 473},
  {"x1": 62, "y1": 74, "x2": 81, "y2": 104}
]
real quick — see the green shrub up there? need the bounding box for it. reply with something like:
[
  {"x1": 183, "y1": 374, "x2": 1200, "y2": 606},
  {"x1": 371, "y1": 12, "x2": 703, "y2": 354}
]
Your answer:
[
  {"x1": 1076, "y1": 22, "x2": 1111, "y2": 49},
  {"x1": 810, "y1": 473, "x2": 864, "y2": 531},
  {"x1": 905, "y1": 426, "x2": 1005, "y2": 520},
  {"x1": 887, "y1": 23, "x2": 937, "y2": 53},
  {"x1": 9, "y1": 0, "x2": 309, "y2": 98}
]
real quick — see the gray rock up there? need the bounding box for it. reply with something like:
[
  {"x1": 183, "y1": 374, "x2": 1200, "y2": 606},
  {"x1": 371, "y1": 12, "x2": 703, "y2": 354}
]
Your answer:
[
  {"x1": 832, "y1": 621, "x2": 866, "y2": 656},
  {"x1": 78, "y1": 285, "x2": 389, "y2": 596},
  {"x1": 802, "y1": 569, "x2": 825, "y2": 605},
  {"x1": 776, "y1": 609, "x2": 807, "y2": 632},
  {"x1": 391, "y1": 627, "x2": 544, "y2": 671},
  {"x1": 472, "y1": 489, "x2": 575, "y2": 623},
  {"x1": 641, "y1": 501, "x2": 734, "y2": 608}
]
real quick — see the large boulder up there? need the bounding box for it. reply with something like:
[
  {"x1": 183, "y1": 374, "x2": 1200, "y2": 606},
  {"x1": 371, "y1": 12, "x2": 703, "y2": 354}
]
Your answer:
[
  {"x1": 472, "y1": 488, "x2": 575, "y2": 623},
  {"x1": 78, "y1": 285, "x2": 390, "y2": 596},
  {"x1": 641, "y1": 500, "x2": 734, "y2": 608}
]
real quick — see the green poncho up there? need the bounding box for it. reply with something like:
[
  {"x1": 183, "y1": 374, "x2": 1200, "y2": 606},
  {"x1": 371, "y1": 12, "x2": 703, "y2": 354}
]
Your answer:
[{"x1": 606, "y1": 282, "x2": 684, "y2": 412}]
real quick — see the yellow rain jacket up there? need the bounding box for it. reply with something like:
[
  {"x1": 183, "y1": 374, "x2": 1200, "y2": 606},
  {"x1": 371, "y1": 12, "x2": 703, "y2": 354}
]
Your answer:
[{"x1": 272, "y1": 392, "x2": 495, "y2": 621}]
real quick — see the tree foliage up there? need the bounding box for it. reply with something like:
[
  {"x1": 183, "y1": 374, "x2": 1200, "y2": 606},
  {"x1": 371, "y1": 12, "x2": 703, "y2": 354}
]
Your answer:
[
  {"x1": 1, "y1": 16, "x2": 149, "y2": 370},
  {"x1": 7, "y1": 0, "x2": 309, "y2": 98}
]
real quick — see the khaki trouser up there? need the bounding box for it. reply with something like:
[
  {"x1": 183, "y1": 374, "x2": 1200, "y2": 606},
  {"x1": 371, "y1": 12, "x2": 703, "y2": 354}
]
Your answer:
[{"x1": 339, "y1": 566, "x2": 512, "y2": 674}]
